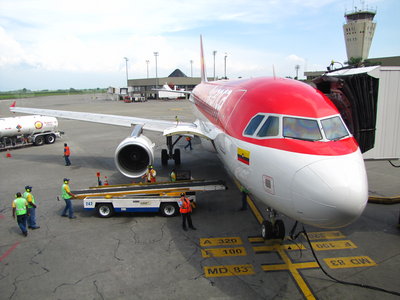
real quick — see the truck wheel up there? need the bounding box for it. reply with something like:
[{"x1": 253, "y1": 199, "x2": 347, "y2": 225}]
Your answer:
[
  {"x1": 173, "y1": 149, "x2": 181, "y2": 165},
  {"x1": 160, "y1": 203, "x2": 179, "y2": 217},
  {"x1": 45, "y1": 134, "x2": 56, "y2": 144},
  {"x1": 161, "y1": 149, "x2": 168, "y2": 165},
  {"x1": 33, "y1": 135, "x2": 45, "y2": 146},
  {"x1": 96, "y1": 203, "x2": 114, "y2": 218}
]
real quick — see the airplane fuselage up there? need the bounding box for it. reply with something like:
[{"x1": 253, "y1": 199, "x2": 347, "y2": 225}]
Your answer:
[{"x1": 190, "y1": 77, "x2": 368, "y2": 228}]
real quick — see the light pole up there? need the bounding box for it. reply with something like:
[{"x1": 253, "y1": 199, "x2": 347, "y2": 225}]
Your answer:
[
  {"x1": 123, "y1": 57, "x2": 128, "y2": 86},
  {"x1": 213, "y1": 50, "x2": 217, "y2": 80},
  {"x1": 224, "y1": 53, "x2": 227, "y2": 79},
  {"x1": 146, "y1": 60, "x2": 149, "y2": 78},
  {"x1": 295, "y1": 64, "x2": 300, "y2": 80},
  {"x1": 190, "y1": 60, "x2": 193, "y2": 77},
  {"x1": 154, "y1": 52, "x2": 159, "y2": 89}
]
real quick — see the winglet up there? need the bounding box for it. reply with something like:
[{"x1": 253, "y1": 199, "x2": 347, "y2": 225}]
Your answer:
[
  {"x1": 200, "y1": 35, "x2": 207, "y2": 83},
  {"x1": 10, "y1": 101, "x2": 16, "y2": 108}
]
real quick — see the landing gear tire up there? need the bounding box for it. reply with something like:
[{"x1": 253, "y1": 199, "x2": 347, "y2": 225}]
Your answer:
[
  {"x1": 261, "y1": 221, "x2": 274, "y2": 240},
  {"x1": 274, "y1": 220, "x2": 285, "y2": 240},
  {"x1": 173, "y1": 149, "x2": 181, "y2": 165},
  {"x1": 96, "y1": 203, "x2": 114, "y2": 218},
  {"x1": 161, "y1": 149, "x2": 168, "y2": 166},
  {"x1": 160, "y1": 202, "x2": 179, "y2": 217}
]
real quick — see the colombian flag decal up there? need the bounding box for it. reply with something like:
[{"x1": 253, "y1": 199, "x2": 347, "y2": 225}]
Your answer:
[{"x1": 237, "y1": 147, "x2": 250, "y2": 165}]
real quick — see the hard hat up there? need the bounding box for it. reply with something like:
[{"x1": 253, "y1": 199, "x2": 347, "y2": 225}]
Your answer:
[
  {"x1": 63, "y1": 178, "x2": 70, "y2": 182},
  {"x1": 25, "y1": 185, "x2": 32, "y2": 191},
  {"x1": 180, "y1": 193, "x2": 185, "y2": 196}
]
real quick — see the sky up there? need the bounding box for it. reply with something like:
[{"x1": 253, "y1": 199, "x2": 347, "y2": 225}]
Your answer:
[{"x1": 0, "y1": 0, "x2": 398, "y2": 91}]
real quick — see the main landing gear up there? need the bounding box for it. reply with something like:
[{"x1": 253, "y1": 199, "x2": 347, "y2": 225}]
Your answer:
[
  {"x1": 161, "y1": 136, "x2": 182, "y2": 166},
  {"x1": 261, "y1": 208, "x2": 285, "y2": 240}
]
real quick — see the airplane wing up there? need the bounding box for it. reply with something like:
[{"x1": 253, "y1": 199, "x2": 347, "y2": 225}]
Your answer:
[{"x1": 9, "y1": 102, "x2": 215, "y2": 138}]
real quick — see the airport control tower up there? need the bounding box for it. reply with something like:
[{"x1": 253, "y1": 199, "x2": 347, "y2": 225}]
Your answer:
[{"x1": 343, "y1": 6, "x2": 376, "y2": 61}]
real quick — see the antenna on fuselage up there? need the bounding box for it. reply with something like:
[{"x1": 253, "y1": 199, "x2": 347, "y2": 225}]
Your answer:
[{"x1": 200, "y1": 35, "x2": 208, "y2": 83}]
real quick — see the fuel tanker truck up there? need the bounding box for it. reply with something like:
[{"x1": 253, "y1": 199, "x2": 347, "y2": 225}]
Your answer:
[{"x1": 0, "y1": 115, "x2": 61, "y2": 150}]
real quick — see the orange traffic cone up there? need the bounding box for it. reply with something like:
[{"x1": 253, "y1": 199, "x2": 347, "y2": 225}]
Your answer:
[
  {"x1": 6, "y1": 150, "x2": 12, "y2": 158},
  {"x1": 104, "y1": 176, "x2": 109, "y2": 185}
]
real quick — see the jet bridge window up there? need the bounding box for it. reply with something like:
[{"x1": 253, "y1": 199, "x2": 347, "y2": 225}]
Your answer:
[
  {"x1": 283, "y1": 117, "x2": 322, "y2": 141},
  {"x1": 321, "y1": 116, "x2": 349, "y2": 141},
  {"x1": 244, "y1": 115, "x2": 265, "y2": 136},
  {"x1": 257, "y1": 116, "x2": 279, "y2": 137}
]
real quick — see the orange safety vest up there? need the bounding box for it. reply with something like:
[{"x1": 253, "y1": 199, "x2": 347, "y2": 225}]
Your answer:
[
  {"x1": 179, "y1": 197, "x2": 192, "y2": 214},
  {"x1": 64, "y1": 146, "x2": 70, "y2": 156}
]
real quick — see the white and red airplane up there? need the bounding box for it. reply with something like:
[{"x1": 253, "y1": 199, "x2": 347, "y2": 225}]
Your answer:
[{"x1": 10, "y1": 36, "x2": 368, "y2": 239}]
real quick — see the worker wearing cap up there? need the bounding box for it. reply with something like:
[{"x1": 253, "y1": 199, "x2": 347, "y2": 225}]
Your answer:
[
  {"x1": 12, "y1": 192, "x2": 29, "y2": 236},
  {"x1": 143, "y1": 165, "x2": 157, "y2": 183},
  {"x1": 23, "y1": 185, "x2": 40, "y2": 229},
  {"x1": 61, "y1": 178, "x2": 76, "y2": 219},
  {"x1": 178, "y1": 193, "x2": 196, "y2": 231}
]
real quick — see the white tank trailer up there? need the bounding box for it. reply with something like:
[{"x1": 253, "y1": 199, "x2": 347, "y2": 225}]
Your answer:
[{"x1": 0, "y1": 115, "x2": 60, "y2": 150}]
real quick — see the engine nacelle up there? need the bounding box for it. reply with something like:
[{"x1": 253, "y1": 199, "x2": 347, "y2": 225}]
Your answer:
[{"x1": 115, "y1": 135, "x2": 155, "y2": 178}]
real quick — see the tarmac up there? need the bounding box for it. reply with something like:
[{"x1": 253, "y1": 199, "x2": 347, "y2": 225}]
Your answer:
[{"x1": 0, "y1": 94, "x2": 399, "y2": 300}]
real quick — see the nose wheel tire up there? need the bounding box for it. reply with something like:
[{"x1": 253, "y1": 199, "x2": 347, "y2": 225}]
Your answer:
[
  {"x1": 261, "y1": 220, "x2": 285, "y2": 240},
  {"x1": 274, "y1": 220, "x2": 285, "y2": 240},
  {"x1": 261, "y1": 221, "x2": 274, "y2": 240}
]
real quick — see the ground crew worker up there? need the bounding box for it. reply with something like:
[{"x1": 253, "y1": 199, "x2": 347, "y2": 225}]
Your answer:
[
  {"x1": 184, "y1": 136, "x2": 192, "y2": 150},
  {"x1": 23, "y1": 185, "x2": 40, "y2": 229},
  {"x1": 61, "y1": 178, "x2": 76, "y2": 219},
  {"x1": 178, "y1": 193, "x2": 196, "y2": 231},
  {"x1": 142, "y1": 165, "x2": 156, "y2": 183},
  {"x1": 239, "y1": 185, "x2": 249, "y2": 211},
  {"x1": 170, "y1": 169, "x2": 177, "y2": 182},
  {"x1": 64, "y1": 143, "x2": 71, "y2": 166},
  {"x1": 12, "y1": 192, "x2": 29, "y2": 236}
]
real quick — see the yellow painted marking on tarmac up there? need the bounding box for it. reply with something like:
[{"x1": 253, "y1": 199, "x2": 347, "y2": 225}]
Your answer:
[
  {"x1": 304, "y1": 231, "x2": 345, "y2": 240},
  {"x1": 233, "y1": 179, "x2": 264, "y2": 224},
  {"x1": 277, "y1": 247, "x2": 316, "y2": 300},
  {"x1": 204, "y1": 264, "x2": 255, "y2": 278},
  {"x1": 248, "y1": 237, "x2": 265, "y2": 243},
  {"x1": 262, "y1": 261, "x2": 319, "y2": 271},
  {"x1": 324, "y1": 256, "x2": 377, "y2": 269},
  {"x1": 311, "y1": 240, "x2": 357, "y2": 251},
  {"x1": 170, "y1": 108, "x2": 183, "y2": 111},
  {"x1": 253, "y1": 243, "x2": 306, "y2": 253},
  {"x1": 199, "y1": 237, "x2": 243, "y2": 247},
  {"x1": 201, "y1": 247, "x2": 247, "y2": 258},
  {"x1": 246, "y1": 196, "x2": 264, "y2": 224}
]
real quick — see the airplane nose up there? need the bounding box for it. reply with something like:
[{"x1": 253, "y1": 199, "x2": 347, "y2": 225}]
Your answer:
[{"x1": 291, "y1": 154, "x2": 368, "y2": 228}]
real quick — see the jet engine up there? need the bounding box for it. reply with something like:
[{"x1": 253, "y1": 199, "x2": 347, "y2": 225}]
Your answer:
[{"x1": 114, "y1": 135, "x2": 155, "y2": 178}]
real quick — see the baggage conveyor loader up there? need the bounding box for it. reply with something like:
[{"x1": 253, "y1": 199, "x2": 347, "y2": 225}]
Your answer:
[{"x1": 71, "y1": 179, "x2": 227, "y2": 218}]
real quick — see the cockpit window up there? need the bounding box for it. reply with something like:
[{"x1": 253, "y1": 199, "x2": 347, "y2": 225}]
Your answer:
[
  {"x1": 283, "y1": 117, "x2": 322, "y2": 141},
  {"x1": 257, "y1": 116, "x2": 279, "y2": 137},
  {"x1": 321, "y1": 116, "x2": 349, "y2": 141},
  {"x1": 244, "y1": 115, "x2": 265, "y2": 136}
]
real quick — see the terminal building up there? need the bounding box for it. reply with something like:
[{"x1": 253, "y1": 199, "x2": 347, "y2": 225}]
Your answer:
[{"x1": 127, "y1": 69, "x2": 212, "y2": 100}]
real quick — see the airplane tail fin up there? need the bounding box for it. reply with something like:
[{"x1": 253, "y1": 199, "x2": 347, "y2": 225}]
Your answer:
[
  {"x1": 10, "y1": 101, "x2": 16, "y2": 108},
  {"x1": 200, "y1": 35, "x2": 207, "y2": 83}
]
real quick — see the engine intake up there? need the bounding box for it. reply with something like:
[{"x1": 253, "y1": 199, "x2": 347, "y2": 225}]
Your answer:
[{"x1": 115, "y1": 135, "x2": 155, "y2": 178}]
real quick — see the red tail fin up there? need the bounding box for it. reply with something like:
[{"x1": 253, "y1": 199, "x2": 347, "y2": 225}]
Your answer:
[{"x1": 10, "y1": 101, "x2": 16, "y2": 108}]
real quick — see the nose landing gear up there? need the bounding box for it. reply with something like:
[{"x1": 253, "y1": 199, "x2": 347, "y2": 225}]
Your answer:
[{"x1": 261, "y1": 209, "x2": 285, "y2": 240}]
